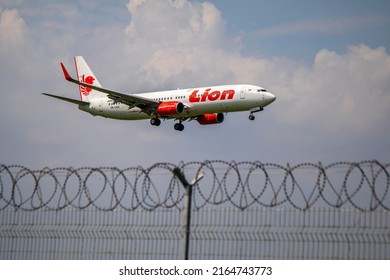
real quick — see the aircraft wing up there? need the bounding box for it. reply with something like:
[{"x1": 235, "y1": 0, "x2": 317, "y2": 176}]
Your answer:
[
  {"x1": 42, "y1": 93, "x2": 90, "y2": 106},
  {"x1": 60, "y1": 63, "x2": 159, "y2": 113}
]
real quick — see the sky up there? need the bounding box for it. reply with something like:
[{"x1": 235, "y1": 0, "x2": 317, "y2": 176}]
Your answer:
[{"x1": 0, "y1": 0, "x2": 390, "y2": 169}]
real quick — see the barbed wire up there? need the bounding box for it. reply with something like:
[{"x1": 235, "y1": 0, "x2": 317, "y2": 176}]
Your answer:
[{"x1": 0, "y1": 160, "x2": 389, "y2": 211}]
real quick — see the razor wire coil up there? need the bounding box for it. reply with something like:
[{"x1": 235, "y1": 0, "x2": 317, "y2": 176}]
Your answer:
[{"x1": 0, "y1": 160, "x2": 389, "y2": 211}]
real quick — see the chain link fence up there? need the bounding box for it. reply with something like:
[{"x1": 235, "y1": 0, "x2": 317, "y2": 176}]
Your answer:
[{"x1": 1, "y1": 161, "x2": 389, "y2": 259}]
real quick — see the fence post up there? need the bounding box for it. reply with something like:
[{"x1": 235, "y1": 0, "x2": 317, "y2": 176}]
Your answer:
[{"x1": 173, "y1": 167, "x2": 204, "y2": 260}]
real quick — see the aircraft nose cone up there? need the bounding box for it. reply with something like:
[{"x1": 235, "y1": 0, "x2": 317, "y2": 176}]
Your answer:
[{"x1": 266, "y1": 92, "x2": 276, "y2": 103}]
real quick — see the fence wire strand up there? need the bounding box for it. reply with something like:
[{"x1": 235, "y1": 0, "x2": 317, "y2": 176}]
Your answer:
[{"x1": 0, "y1": 160, "x2": 389, "y2": 211}]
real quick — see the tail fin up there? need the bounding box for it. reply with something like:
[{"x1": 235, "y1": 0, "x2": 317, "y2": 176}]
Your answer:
[{"x1": 74, "y1": 56, "x2": 106, "y2": 102}]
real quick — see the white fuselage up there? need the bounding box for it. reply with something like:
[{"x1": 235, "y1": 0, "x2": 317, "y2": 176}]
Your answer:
[
  {"x1": 79, "y1": 84, "x2": 276, "y2": 120},
  {"x1": 44, "y1": 56, "x2": 277, "y2": 131}
]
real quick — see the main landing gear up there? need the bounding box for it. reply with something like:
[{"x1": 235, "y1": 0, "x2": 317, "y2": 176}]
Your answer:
[
  {"x1": 174, "y1": 122, "x2": 184, "y2": 131},
  {"x1": 150, "y1": 118, "x2": 184, "y2": 131},
  {"x1": 150, "y1": 118, "x2": 161, "y2": 126},
  {"x1": 249, "y1": 107, "x2": 264, "y2": 121}
]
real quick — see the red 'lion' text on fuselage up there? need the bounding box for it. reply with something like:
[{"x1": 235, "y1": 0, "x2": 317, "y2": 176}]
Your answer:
[{"x1": 189, "y1": 88, "x2": 235, "y2": 103}]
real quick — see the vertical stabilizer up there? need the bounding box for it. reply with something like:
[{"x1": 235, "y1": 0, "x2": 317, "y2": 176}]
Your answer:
[{"x1": 74, "y1": 56, "x2": 106, "y2": 102}]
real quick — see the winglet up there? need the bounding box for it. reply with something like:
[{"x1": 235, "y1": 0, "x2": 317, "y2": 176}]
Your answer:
[{"x1": 60, "y1": 62, "x2": 73, "y2": 81}]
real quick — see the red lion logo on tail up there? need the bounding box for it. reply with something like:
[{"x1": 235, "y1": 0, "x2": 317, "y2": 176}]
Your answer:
[{"x1": 80, "y1": 75, "x2": 95, "y2": 96}]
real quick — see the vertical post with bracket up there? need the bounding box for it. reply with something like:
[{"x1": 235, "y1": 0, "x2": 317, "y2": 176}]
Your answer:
[{"x1": 173, "y1": 167, "x2": 204, "y2": 260}]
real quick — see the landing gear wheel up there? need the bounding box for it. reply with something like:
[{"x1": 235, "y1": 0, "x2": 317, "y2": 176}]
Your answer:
[
  {"x1": 174, "y1": 123, "x2": 184, "y2": 131},
  {"x1": 249, "y1": 114, "x2": 255, "y2": 121},
  {"x1": 150, "y1": 118, "x2": 161, "y2": 126}
]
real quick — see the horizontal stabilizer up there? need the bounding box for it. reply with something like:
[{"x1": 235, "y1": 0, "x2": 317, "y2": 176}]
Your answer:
[{"x1": 42, "y1": 93, "x2": 90, "y2": 106}]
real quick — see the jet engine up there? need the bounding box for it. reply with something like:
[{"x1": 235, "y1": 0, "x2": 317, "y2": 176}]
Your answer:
[
  {"x1": 157, "y1": 101, "x2": 184, "y2": 115},
  {"x1": 197, "y1": 113, "x2": 224, "y2": 125}
]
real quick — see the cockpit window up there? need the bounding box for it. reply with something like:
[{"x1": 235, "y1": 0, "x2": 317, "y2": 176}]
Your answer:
[{"x1": 257, "y1": 89, "x2": 267, "y2": 92}]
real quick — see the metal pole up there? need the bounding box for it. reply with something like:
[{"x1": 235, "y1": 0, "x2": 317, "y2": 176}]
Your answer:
[
  {"x1": 183, "y1": 183, "x2": 192, "y2": 260},
  {"x1": 173, "y1": 167, "x2": 192, "y2": 260},
  {"x1": 173, "y1": 167, "x2": 204, "y2": 260}
]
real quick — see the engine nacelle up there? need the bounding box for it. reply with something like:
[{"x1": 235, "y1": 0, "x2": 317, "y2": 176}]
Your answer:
[
  {"x1": 197, "y1": 113, "x2": 224, "y2": 125},
  {"x1": 157, "y1": 101, "x2": 184, "y2": 115}
]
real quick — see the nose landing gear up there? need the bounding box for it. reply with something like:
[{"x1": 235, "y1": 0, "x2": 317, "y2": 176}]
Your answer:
[{"x1": 249, "y1": 107, "x2": 263, "y2": 121}]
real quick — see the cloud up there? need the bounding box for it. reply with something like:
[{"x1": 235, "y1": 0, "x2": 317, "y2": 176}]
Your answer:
[
  {"x1": 253, "y1": 15, "x2": 388, "y2": 38},
  {"x1": 274, "y1": 45, "x2": 390, "y2": 133},
  {"x1": 126, "y1": 0, "x2": 225, "y2": 46},
  {"x1": 0, "y1": 8, "x2": 26, "y2": 49},
  {"x1": 122, "y1": 0, "x2": 231, "y2": 90},
  {"x1": 0, "y1": 0, "x2": 389, "y2": 168}
]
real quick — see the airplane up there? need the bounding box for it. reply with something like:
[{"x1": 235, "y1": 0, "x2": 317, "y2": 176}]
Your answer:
[{"x1": 43, "y1": 56, "x2": 276, "y2": 131}]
